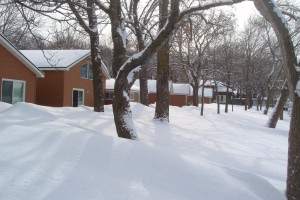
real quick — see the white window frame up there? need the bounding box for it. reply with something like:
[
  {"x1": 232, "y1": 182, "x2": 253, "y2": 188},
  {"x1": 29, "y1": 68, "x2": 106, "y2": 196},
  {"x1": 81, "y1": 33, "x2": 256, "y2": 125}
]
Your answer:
[
  {"x1": 1, "y1": 78, "x2": 26, "y2": 104},
  {"x1": 72, "y1": 88, "x2": 85, "y2": 107}
]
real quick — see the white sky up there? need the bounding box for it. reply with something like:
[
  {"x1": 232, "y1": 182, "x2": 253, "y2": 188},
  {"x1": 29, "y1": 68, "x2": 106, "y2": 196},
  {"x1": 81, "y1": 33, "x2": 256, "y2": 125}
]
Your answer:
[{"x1": 230, "y1": 1, "x2": 260, "y2": 30}]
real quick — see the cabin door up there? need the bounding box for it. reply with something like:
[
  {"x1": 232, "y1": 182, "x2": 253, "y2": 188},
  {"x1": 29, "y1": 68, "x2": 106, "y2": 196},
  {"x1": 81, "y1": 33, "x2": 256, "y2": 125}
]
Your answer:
[{"x1": 72, "y1": 88, "x2": 84, "y2": 107}]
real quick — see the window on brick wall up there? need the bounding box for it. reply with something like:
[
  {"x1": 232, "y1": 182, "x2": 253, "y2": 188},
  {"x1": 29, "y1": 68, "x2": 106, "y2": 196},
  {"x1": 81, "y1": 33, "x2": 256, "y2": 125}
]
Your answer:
[
  {"x1": 80, "y1": 62, "x2": 93, "y2": 79},
  {"x1": 1, "y1": 79, "x2": 25, "y2": 104}
]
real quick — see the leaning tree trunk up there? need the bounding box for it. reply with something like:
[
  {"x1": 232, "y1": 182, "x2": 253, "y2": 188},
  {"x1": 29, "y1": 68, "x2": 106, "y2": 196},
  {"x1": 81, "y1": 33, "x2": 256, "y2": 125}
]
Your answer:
[
  {"x1": 154, "y1": 0, "x2": 170, "y2": 122},
  {"x1": 267, "y1": 81, "x2": 289, "y2": 128},
  {"x1": 253, "y1": 1, "x2": 300, "y2": 199},
  {"x1": 113, "y1": 72, "x2": 138, "y2": 140}
]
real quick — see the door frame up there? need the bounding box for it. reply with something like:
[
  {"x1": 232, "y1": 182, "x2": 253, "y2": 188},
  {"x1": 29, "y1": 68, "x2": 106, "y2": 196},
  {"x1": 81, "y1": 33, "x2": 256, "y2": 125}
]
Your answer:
[{"x1": 72, "y1": 88, "x2": 85, "y2": 107}]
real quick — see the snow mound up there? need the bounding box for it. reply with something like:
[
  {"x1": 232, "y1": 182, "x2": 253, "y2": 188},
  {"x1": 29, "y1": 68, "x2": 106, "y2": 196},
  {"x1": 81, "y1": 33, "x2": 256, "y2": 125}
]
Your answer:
[{"x1": 0, "y1": 102, "x2": 12, "y2": 112}]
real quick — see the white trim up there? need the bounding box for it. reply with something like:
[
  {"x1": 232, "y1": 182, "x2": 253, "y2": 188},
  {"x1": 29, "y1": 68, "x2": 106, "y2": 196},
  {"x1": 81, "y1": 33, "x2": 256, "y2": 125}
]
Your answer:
[
  {"x1": 72, "y1": 88, "x2": 85, "y2": 107},
  {"x1": 0, "y1": 34, "x2": 44, "y2": 77},
  {"x1": 1, "y1": 78, "x2": 26, "y2": 104}
]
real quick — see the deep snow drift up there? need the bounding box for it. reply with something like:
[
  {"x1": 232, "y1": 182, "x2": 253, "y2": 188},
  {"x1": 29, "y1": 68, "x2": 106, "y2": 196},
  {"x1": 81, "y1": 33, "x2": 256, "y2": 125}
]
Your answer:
[{"x1": 0, "y1": 102, "x2": 288, "y2": 200}]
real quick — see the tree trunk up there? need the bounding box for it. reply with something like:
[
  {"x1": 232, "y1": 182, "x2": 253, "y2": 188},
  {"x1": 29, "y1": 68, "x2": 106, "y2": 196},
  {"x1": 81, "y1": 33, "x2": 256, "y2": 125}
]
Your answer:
[
  {"x1": 110, "y1": 0, "x2": 126, "y2": 78},
  {"x1": 192, "y1": 83, "x2": 199, "y2": 107},
  {"x1": 215, "y1": 85, "x2": 220, "y2": 114},
  {"x1": 257, "y1": 94, "x2": 262, "y2": 111},
  {"x1": 267, "y1": 81, "x2": 289, "y2": 128},
  {"x1": 200, "y1": 84, "x2": 205, "y2": 116},
  {"x1": 253, "y1": 1, "x2": 300, "y2": 199},
  {"x1": 154, "y1": 0, "x2": 169, "y2": 122},
  {"x1": 244, "y1": 91, "x2": 248, "y2": 111},
  {"x1": 113, "y1": 73, "x2": 138, "y2": 140},
  {"x1": 90, "y1": 34, "x2": 104, "y2": 112},
  {"x1": 264, "y1": 86, "x2": 272, "y2": 115},
  {"x1": 139, "y1": 66, "x2": 149, "y2": 105},
  {"x1": 225, "y1": 84, "x2": 229, "y2": 113},
  {"x1": 248, "y1": 94, "x2": 253, "y2": 109},
  {"x1": 87, "y1": 0, "x2": 104, "y2": 112}
]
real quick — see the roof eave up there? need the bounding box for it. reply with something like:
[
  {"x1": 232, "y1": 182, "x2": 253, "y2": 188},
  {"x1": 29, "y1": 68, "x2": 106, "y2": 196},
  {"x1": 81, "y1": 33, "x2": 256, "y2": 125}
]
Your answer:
[{"x1": 0, "y1": 35, "x2": 44, "y2": 78}]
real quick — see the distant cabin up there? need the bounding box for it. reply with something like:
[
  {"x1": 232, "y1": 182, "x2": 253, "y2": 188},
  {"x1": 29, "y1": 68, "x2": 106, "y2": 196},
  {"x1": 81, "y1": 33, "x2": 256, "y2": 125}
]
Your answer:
[
  {"x1": 105, "y1": 79, "x2": 140, "y2": 104},
  {"x1": 21, "y1": 50, "x2": 110, "y2": 107},
  {"x1": 133, "y1": 79, "x2": 174, "y2": 105},
  {"x1": 0, "y1": 34, "x2": 44, "y2": 104},
  {"x1": 170, "y1": 83, "x2": 191, "y2": 107},
  {"x1": 201, "y1": 80, "x2": 233, "y2": 104}
]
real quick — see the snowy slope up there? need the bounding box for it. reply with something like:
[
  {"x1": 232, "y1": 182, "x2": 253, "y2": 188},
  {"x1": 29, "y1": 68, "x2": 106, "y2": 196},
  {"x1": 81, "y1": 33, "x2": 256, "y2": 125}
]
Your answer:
[{"x1": 0, "y1": 102, "x2": 288, "y2": 200}]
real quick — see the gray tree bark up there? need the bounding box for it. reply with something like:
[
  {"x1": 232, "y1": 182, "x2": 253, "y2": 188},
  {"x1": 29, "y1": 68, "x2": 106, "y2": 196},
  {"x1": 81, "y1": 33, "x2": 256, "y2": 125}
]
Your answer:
[{"x1": 154, "y1": 0, "x2": 170, "y2": 122}]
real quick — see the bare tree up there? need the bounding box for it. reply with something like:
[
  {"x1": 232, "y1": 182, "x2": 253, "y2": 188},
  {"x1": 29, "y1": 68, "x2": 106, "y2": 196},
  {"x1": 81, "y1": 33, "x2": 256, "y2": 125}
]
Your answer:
[
  {"x1": 0, "y1": 1, "x2": 45, "y2": 49},
  {"x1": 171, "y1": 10, "x2": 234, "y2": 110},
  {"x1": 47, "y1": 23, "x2": 89, "y2": 49}
]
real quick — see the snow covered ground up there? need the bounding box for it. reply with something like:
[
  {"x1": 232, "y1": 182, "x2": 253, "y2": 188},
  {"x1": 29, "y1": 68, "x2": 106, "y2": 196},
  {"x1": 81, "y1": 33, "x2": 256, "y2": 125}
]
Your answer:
[{"x1": 0, "y1": 102, "x2": 289, "y2": 200}]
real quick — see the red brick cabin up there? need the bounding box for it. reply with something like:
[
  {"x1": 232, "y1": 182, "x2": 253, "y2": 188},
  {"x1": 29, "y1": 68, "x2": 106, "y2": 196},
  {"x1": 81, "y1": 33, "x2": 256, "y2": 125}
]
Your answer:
[
  {"x1": 0, "y1": 34, "x2": 44, "y2": 104},
  {"x1": 187, "y1": 86, "x2": 213, "y2": 104},
  {"x1": 133, "y1": 79, "x2": 174, "y2": 105},
  {"x1": 170, "y1": 83, "x2": 191, "y2": 107},
  {"x1": 21, "y1": 50, "x2": 110, "y2": 107}
]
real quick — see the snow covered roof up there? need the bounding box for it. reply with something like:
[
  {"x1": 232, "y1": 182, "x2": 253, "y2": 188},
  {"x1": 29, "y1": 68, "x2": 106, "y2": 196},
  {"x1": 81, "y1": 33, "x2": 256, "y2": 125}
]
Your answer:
[
  {"x1": 0, "y1": 34, "x2": 44, "y2": 78},
  {"x1": 217, "y1": 83, "x2": 233, "y2": 92},
  {"x1": 134, "y1": 79, "x2": 173, "y2": 93},
  {"x1": 172, "y1": 83, "x2": 192, "y2": 95},
  {"x1": 198, "y1": 87, "x2": 213, "y2": 98},
  {"x1": 106, "y1": 79, "x2": 140, "y2": 91},
  {"x1": 199, "y1": 80, "x2": 232, "y2": 92},
  {"x1": 20, "y1": 50, "x2": 90, "y2": 68},
  {"x1": 20, "y1": 50, "x2": 110, "y2": 78}
]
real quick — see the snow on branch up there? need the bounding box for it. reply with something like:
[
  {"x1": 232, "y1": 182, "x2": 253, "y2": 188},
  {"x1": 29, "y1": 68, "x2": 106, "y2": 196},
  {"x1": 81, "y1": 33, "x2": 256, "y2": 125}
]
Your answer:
[{"x1": 271, "y1": 0, "x2": 289, "y2": 30}]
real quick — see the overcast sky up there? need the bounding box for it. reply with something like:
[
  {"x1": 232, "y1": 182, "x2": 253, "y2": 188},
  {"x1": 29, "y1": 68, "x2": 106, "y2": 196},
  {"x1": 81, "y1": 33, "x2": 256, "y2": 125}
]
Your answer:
[{"x1": 231, "y1": 1, "x2": 260, "y2": 30}]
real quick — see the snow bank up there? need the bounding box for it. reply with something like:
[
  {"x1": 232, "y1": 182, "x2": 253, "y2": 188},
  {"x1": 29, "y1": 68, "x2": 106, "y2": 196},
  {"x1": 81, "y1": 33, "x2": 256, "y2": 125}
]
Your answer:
[
  {"x1": 0, "y1": 102, "x2": 12, "y2": 112},
  {"x1": 0, "y1": 102, "x2": 288, "y2": 200}
]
